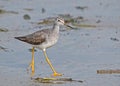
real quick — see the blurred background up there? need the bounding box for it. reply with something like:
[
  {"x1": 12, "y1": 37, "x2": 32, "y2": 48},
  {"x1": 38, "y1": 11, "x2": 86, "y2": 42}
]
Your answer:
[{"x1": 0, "y1": 0, "x2": 120, "y2": 86}]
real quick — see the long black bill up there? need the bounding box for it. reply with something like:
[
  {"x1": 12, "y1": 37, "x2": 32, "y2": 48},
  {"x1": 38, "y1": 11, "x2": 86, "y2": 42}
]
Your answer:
[{"x1": 65, "y1": 24, "x2": 74, "y2": 29}]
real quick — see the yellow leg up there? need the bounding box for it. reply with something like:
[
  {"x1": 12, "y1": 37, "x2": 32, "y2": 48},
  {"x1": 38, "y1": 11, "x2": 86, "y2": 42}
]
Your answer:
[
  {"x1": 43, "y1": 49, "x2": 62, "y2": 76},
  {"x1": 27, "y1": 47, "x2": 35, "y2": 76}
]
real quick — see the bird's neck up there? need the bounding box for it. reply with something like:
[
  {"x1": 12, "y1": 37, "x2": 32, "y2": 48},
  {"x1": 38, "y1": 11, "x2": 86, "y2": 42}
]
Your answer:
[{"x1": 52, "y1": 23, "x2": 60, "y2": 33}]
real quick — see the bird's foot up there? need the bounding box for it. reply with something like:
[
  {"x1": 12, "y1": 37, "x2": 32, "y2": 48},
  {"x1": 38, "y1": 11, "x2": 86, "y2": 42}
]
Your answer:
[
  {"x1": 27, "y1": 61, "x2": 35, "y2": 76},
  {"x1": 52, "y1": 72, "x2": 62, "y2": 77}
]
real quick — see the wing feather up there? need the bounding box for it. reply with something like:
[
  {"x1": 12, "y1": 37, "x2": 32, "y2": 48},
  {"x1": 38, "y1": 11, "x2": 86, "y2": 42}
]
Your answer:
[{"x1": 15, "y1": 30, "x2": 47, "y2": 45}]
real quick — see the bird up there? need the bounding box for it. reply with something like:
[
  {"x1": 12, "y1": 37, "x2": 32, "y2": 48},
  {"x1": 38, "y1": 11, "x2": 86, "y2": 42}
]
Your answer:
[{"x1": 15, "y1": 17, "x2": 71, "y2": 77}]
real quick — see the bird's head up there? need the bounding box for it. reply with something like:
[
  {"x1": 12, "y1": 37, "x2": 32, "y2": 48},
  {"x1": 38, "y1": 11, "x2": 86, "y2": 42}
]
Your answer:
[
  {"x1": 56, "y1": 17, "x2": 74, "y2": 29},
  {"x1": 56, "y1": 17, "x2": 65, "y2": 25}
]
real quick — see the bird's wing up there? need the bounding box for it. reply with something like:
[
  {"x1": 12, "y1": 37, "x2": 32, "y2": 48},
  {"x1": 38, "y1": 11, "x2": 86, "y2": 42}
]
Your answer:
[{"x1": 15, "y1": 30, "x2": 47, "y2": 45}]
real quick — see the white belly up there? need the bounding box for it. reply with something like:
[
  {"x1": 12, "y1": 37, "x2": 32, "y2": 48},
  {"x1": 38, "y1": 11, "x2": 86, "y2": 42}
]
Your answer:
[{"x1": 33, "y1": 37, "x2": 58, "y2": 50}]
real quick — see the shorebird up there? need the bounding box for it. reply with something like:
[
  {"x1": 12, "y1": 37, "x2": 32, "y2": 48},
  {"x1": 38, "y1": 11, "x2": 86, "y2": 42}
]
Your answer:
[{"x1": 15, "y1": 17, "x2": 71, "y2": 76}]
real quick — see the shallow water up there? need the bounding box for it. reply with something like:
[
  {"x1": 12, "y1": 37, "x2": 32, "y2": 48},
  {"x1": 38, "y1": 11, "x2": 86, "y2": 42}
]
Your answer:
[{"x1": 0, "y1": 0, "x2": 120, "y2": 86}]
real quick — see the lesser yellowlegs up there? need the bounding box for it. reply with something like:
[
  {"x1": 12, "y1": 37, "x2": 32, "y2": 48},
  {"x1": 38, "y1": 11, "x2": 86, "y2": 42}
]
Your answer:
[{"x1": 15, "y1": 17, "x2": 71, "y2": 76}]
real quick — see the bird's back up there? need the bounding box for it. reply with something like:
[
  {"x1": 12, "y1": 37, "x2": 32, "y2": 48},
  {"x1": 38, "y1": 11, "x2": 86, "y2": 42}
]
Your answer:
[{"x1": 15, "y1": 29, "x2": 50, "y2": 45}]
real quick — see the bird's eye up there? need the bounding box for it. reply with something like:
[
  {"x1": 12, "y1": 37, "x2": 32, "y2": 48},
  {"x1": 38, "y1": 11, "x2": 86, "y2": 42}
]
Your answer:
[{"x1": 58, "y1": 20, "x2": 60, "y2": 22}]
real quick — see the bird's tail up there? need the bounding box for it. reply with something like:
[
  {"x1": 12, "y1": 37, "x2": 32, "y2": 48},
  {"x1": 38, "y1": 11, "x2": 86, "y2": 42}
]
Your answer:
[{"x1": 14, "y1": 36, "x2": 26, "y2": 41}]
